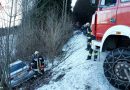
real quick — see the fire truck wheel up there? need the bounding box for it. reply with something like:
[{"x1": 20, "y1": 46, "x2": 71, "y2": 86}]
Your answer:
[{"x1": 103, "y1": 48, "x2": 130, "y2": 90}]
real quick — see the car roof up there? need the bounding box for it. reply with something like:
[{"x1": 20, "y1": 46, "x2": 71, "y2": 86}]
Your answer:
[{"x1": 10, "y1": 60, "x2": 23, "y2": 67}]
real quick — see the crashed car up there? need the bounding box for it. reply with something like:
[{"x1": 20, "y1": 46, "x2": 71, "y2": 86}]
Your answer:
[{"x1": 9, "y1": 60, "x2": 35, "y2": 87}]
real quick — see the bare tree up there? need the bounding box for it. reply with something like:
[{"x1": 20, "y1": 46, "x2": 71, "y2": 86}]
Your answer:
[
  {"x1": 0, "y1": 0, "x2": 22, "y2": 89},
  {"x1": 42, "y1": 7, "x2": 72, "y2": 65}
]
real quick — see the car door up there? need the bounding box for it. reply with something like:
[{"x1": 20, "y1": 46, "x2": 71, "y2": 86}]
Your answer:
[
  {"x1": 96, "y1": 0, "x2": 118, "y2": 40},
  {"x1": 117, "y1": 0, "x2": 130, "y2": 26}
]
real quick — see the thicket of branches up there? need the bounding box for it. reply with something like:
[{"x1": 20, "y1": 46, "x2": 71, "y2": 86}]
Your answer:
[{"x1": 15, "y1": 0, "x2": 73, "y2": 61}]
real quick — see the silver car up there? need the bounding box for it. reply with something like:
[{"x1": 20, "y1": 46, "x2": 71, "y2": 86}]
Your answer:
[{"x1": 9, "y1": 60, "x2": 35, "y2": 87}]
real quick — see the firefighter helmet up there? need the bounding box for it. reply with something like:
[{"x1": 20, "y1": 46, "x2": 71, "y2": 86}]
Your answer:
[{"x1": 34, "y1": 51, "x2": 39, "y2": 55}]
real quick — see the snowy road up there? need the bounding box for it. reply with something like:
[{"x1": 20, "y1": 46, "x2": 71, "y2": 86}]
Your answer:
[{"x1": 37, "y1": 31, "x2": 117, "y2": 90}]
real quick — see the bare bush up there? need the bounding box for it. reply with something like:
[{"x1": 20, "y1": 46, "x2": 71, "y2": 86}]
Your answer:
[{"x1": 42, "y1": 8, "x2": 73, "y2": 62}]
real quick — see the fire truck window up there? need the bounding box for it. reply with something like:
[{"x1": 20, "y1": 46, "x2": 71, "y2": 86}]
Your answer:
[
  {"x1": 101, "y1": 0, "x2": 116, "y2": 6},
  {"x1": 121, "y1": 0, "x2": 130, "y2": 2}
]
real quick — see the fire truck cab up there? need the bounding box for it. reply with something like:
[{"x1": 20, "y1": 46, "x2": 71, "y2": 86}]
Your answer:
[
  {"x1": 91, "y1": 0, "x2": 130, "y2": 89},
  {"x1": 92, "y1": 0, "x2": 130, "y2": 51}
]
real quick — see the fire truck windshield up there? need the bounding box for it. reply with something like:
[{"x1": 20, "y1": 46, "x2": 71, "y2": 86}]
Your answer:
[{"x1": 100, "y1": 0, "x2": 116, "y2": 6}]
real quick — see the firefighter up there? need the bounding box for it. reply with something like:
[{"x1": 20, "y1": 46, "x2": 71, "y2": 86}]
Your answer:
[
  {"x1": 81, "y1": 23, "x2": 87, "y2": 35},
  {"x1": 31, "y1": 51, "x2": 44, "y2": 77},
  {"x1": 85, "y1": 23, "x2": 92, "y2": 50},
  {"x1": 86, "y1": 23, "x2": 98, "y2": 61},
  {"x1": 75, "y1": 21, "x2": 80, "y2": 30}
]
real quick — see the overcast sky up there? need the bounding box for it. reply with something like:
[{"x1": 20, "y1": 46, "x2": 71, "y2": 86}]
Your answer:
[
  {"x1": 71, "y1": 0, "x2": 77, "y2": 10},
  {"x1": 71, "y1": 0, "x2": 77, "y2": 7},
  {"x1": 0, "y1": 0, "x2": 22, "y2": 28}
]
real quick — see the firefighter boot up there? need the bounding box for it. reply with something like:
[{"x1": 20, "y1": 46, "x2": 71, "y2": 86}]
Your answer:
[
  {"x1": 87, "y1": 55, "x2": 91, "y2": 60},
  {"x1": 87, "y1": 48, "x2": 93, "y2": 60},
  {"x1": 94, "y1": 58, "x2": 97, "y2": 61},
  {"x1": 94, "y1": 56, "x2": 97, "y2": 61},
  {"x1": 94, "y1": 51, "x2": 98, "y2": 61}
]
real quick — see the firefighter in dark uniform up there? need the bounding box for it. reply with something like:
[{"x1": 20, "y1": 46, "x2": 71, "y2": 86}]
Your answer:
[
  {"x1": 31, "y1": 51, "x2": 44, "y2": 77},
  {"x1": 86, "y1": 23, "x2": 98, "y2": 61},
  {"x1": 81, "y1": 24, "x2": 87, "y2": 35}
]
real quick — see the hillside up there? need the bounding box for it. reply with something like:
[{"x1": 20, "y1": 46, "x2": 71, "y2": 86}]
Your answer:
[{"x1": 37, "y1": 31, "x2": 116, "y2": 90}]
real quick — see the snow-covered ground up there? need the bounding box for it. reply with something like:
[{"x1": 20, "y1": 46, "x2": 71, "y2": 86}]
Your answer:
[{"x1": 37, "y1": 31, "x2": 117, "y2": 90}]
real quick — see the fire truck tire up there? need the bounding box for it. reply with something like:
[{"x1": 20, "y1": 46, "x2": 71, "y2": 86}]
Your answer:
[{"x1": 103, "y1": 48, "x2": 130, "y2": 90}]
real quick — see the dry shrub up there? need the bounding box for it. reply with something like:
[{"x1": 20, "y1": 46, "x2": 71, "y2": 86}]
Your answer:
[{"x1": 42, "y1": 8, "x2": 73, "y2": 59}]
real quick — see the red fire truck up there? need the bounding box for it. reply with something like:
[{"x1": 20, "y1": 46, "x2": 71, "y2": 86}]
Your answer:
[{"x1": 91, "y1": 0, "x2": 130, "y2": 89}]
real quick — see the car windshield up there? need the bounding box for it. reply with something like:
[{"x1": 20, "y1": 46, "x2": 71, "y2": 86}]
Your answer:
[{"x1": 10, "y1": 62, "x2": 26, "y2": 73}]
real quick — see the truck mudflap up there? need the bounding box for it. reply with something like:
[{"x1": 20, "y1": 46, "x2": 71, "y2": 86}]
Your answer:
[{"x1": 91, "y1": 40, "x2": 101, "y2": 51}]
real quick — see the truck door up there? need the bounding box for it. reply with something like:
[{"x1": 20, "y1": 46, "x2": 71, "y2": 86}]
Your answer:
[
  {"x1": 96, "y1": 0, "x2": 118, "y2": 40},
  {"x1": 117, "y1": 0, "x2": 130, "y2": 26}
]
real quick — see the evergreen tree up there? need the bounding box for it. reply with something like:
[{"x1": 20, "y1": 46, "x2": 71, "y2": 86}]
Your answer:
[
  {"x1": 73, "y1": 0, "x2": 98, "y2": 25},
  {"x1": 36, "y1": 0, "x2": 72, "y2": 16},
  {"x1": 29, "y1": 0, "x2": 72, "y2": 27}
]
